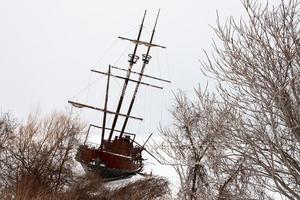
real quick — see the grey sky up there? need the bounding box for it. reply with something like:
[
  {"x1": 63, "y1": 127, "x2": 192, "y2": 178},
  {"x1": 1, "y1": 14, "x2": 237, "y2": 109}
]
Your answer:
[
  {"x1": 0, "y1": 0, "x2": 246, "y2": 120},
  {"x1": 0, "y1": 0, "x2": 283, "y2": 137},
  {"x1": 0, "y1": 0, "x2": 283, "y2": 133}
]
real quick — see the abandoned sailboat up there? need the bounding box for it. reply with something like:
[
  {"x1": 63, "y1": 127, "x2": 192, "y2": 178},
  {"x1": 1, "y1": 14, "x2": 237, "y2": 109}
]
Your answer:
[{"x1": 69, "y1": 10, "x2": 169, "y2": 180}]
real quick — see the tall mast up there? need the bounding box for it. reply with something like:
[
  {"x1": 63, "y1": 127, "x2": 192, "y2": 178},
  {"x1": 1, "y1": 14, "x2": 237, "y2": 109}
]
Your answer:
[
  {"x1": 120, "y1": 10, "x2": 161, "y2": 136},
  {"x1": 107, "y1": 10, "x2": 147, "y2": 141},
  {"x1": 100, "y1": 65, "x2": 111, "y2": 149}
]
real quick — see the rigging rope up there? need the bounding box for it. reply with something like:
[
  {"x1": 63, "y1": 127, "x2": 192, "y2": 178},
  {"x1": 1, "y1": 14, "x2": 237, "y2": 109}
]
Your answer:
[
  {"x1": 112, "y1": 44, "x2": 130, "y2": 65},
  {"x1": 70, "y1": 25, "x2": 139, "y2": 101},
  {"x1": 94, "y1": 38, "x2": 119, "y2": 67},
  {"x1": 71, "y1": 75, "x2": 104, "y2": 100},
  {"x1": 95, "y1": 25, "x2": 140, "y2": 66}
]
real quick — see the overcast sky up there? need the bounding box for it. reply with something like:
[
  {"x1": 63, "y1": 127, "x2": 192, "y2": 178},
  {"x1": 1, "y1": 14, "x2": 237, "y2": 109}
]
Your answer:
[
  {"x1": 0, "y1": 0, "x2": 247, "y2": 119},
  {"x1": 0, "y1": 0, "x2": 284, "y2": 144}
]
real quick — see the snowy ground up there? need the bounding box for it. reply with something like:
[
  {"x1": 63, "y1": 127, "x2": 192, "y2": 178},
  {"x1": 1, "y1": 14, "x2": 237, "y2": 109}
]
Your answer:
[
  {"x1": 142, "y1": 152, "x2": 179, "y2": 194},
  {"x1": 73, "y1": 146, "x2": 180, "y2": 196}
]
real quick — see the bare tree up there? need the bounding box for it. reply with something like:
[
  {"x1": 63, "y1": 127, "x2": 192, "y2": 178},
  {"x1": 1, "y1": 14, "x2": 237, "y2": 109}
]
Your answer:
[
  {"x1": 201, "y1": 0, "x2": 300, "y2": 199},
  {"x1": 0, "y1": 112, "x2": 170, "y2": 200},
  {"x1": 0, "y1": 113, "x2": 16, "y2": 165},
  {"x1": 152, "y1": 88, "x2": 267, "y2": 200},
  {"x1": 0, "y1": 111, "x2": 85, "y2": 199},
  {"x1": 153, "y1": 0, "x2": 300, "y2": 199}
]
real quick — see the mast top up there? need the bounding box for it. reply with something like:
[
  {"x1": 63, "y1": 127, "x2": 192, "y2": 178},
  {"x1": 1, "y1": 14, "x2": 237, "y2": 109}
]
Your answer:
[
  {"x1": 142, "y1": 9, "x2": 161, "y2": 64},
  {"x1": 119, "y1": 9, "x2": 166, "y2": 63},
  {"x1": 127, "y1": 10, "x2": 147, "y2": 65}
]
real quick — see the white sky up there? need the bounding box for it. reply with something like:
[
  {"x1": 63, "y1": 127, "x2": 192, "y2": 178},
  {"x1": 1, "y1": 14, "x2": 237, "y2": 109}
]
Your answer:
[
  {"x1": 0, "y1": 0, "x2": 247, "y2": 120},
  {"x1": 0, "y1": 0, "x2": 253, "y2": 138}
]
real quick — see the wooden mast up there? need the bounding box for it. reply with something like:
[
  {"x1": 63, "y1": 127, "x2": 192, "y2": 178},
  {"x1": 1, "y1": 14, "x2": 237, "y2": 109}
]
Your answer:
[
  {"x1": 120, "y1": 10, "x2": 162, "y2": 136},
  {"x1": 107, "y1": 10, "x2": 147, "y2": 142},
  {"x1": 100, "y1": 65, "x2": 111, "y2": 149}
]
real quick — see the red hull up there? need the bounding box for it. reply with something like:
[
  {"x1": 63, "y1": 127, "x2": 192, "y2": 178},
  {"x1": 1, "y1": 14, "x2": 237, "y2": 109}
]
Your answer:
[{"x1": 76, "y1": 136, "x2": 143, "y2": 178}]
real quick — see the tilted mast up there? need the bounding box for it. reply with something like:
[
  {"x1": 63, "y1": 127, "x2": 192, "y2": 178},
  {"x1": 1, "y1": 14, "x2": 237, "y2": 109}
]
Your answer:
[
  {"x1": 100, "y1": 65, "x2": 111, "y2": 149},
  {"x1": 107, "y1": 10, "x2": 147, "y2": 141},
  {"x1": 120, "y1": 10, "x2": 164, "y2": 136}
]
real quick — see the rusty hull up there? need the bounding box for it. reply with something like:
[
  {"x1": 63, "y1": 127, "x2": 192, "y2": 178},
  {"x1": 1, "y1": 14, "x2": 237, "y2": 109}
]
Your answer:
[{"x1": 76, "y1": 136, "x2": 143, "y2": 178}]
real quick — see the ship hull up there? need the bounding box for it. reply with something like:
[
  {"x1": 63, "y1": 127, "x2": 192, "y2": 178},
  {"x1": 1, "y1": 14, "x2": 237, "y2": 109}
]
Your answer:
[
  {"x1": 76, "y1": 137, "x2": 143, "y2": 180},
  {"x1": 80, "y1": 162, "x2": 141, "y2": 180}
]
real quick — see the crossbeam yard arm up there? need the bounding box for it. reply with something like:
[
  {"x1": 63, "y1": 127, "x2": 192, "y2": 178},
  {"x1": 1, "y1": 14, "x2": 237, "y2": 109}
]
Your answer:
[
  {"x1": 108, "y1": 10, "x2": 147, "y2": 141},
  {"x1": 89, "y1": 124, "x2": 135, "y2": 137},
  {"x1": 91, "y1": 69, "x2": 163, "y2": 89},
  {"x1": 111, "y1": 65, "x2": 171, "y2": 83},
  {"x1": 68, "y1": 100, "x2": 143, "y2": 121},
  {"x1": 118, "y1": 36, "x2": 166, "y2": 49}
]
